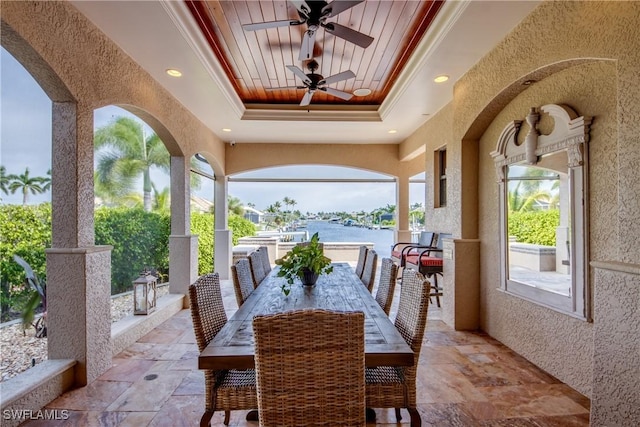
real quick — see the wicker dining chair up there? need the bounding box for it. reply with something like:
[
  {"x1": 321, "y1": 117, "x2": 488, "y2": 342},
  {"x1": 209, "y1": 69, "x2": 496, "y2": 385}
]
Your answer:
[
  {"x1": 253, "y1": 309, "x2": 366, "y2": 427},
  {"x1": 354, "y1": 245, "x2": 368, "y2": 279},
  {"x1": 231, "y1": 258, "x2": 255, "y2": 307},
  {"x1": 188, "y1": 273, "x2": 257, "y2": 426},
  {"x1": 374, "y1": 258, "x2": 399, "y2": 315},
  {"x1": 365, "y1": 268, "x2": 430, "y2": 427},
  {"x1": 248, "y1": 250, "x2": 267, "y2": 288},
  {"x1": 360, "y1": 249, "x2": 378, "y2": 293},
  {"x1": 257, "y1": 246, "x2": 272, "y2": 274}
]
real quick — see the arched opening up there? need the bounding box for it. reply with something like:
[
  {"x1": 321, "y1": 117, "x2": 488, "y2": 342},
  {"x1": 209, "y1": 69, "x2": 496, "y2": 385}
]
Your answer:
[
  {"x1": 0, "y1": 46, "x2": 53, "y2": 380},
  {"x1": 93, "y1": 105, "x2": 174, "y2": 318}
]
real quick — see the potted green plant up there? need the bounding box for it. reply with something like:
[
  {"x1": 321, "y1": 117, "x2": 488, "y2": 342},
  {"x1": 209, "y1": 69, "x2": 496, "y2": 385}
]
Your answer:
[{"x1": 275, "y1": 232, "x2": 333, "y2": 295}]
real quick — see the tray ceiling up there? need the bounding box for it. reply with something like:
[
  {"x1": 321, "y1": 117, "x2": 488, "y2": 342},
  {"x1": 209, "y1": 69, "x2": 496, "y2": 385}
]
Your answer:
[{"x1": 185, "y1": 0, "x2": 444, "y2": 107}]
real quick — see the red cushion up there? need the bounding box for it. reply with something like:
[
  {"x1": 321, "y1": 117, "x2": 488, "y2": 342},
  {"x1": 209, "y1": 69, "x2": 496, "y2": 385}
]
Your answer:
[
  {"x1": 391, "y1": 250, "x2": 404, "y2": 260},
  {"x1": 405, "y1": 255, "x2": 443, "y2": 267}
]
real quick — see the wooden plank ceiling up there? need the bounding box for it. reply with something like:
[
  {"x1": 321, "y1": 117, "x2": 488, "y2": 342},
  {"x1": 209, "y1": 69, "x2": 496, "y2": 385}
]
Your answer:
[{"x1": 186, "y1": 0, "x2": 444, "y2": 107}]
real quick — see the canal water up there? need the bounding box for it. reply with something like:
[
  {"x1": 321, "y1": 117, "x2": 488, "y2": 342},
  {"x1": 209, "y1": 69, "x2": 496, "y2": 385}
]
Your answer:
[{"x1": 303, "y1": 220, "x2": 395, "y2": 258}]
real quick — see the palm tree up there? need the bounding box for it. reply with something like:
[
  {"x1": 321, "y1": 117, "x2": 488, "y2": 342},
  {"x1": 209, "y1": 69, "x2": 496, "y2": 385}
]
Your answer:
[
  {"x1": 228, "y1": 196, "x2": 245, "y2": 216},
  {"x1": 94, "y1": 116, "x2": 170, "y2": 212},
  {"x1": 0, "y1": 166, "x2": 13, "y2": 198},
  {"x1": 152, "y1": 183, "x2": 170, "y2": 213},
  {"x1": 41, "y1": 169, "x2": 52, "y2": 192},
  {"x1": 7, "y1": 167, "x2": 46, "y2": 205}
]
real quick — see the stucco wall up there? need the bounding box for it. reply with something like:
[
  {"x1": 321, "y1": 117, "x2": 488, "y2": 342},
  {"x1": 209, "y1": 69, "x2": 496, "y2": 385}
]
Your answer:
[
  {"x1": 405, "y1": 103, "x2": 457, "y2": 236},
  {"x1": 407, "y1": 0, "x2": 640, "y2": 419},
  {"x1": 479, "y1": 60, "x2": 616, "y2": 397}
]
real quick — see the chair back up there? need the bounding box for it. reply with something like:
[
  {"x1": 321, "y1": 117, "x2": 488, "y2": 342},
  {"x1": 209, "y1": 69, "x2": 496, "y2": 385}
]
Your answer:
[
  {"x1": 231, "y1": 258, "x2": 255, "y2": 307},
  {"x1": 354, "y1": 245, "x2": 368, "y2": 279},
  {"x1": 188, "y1": 273, "x2": 227, "y2": 353},
  {"x1": 253, "y1": 309, "x2": 366, "y2": 427},
  {"x1": 431, "y1": 232, "x2": 452, "y2": 257},
  {"x1": 258, "y1": 246, "x2": 272, "y2": 274},
  {"x1": 394, "y1": 268, "x2": 430, "y2": 402},
  {"x1": 249, "y1": 250, "x2": 267, "y2": 287},
  {"x1": 375, "y1": 258, "x2": 399, "y2": 315},
  {"x1": 360, "y1": 249, "x2": 378, "y2": 293},
  {"x1": 418, "y1": 231, "x2": 436, "y2": 246}
]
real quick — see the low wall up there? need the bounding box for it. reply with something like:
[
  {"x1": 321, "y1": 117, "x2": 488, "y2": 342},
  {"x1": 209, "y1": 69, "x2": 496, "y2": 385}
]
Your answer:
[
  {"x1": 235, "y1": 238, "x2": 373, "y2": 263},
  {"x1": 509, "y1": 242, "x2": 556, "y2": 272}
]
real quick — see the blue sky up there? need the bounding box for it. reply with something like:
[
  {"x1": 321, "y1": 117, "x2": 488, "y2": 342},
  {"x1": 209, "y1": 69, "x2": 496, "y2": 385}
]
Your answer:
[{"x1": 1, "y1": 47, "x2": 424, "y2": 213}]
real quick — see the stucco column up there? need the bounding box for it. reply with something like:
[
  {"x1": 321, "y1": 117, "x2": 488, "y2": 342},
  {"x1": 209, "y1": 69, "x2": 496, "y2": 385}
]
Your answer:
[
  {"x1": 46, "y1": 102, "x2": 112, "y2": 384},
  {"x1": 169, "y1": 156, "x2": 198, "y2": 302},
  {"x1": 395, "y1": 173, "x2": 412, "y2": 243},
  {"x1": 441, "y1": 238, "x2": 480, "y2": 330},
  {"x1": 590, "y1": 261, "x2": 640, "y2": 426},
  {"x1": 214, "y1": 175, "x2": 232, "y2": 279}
]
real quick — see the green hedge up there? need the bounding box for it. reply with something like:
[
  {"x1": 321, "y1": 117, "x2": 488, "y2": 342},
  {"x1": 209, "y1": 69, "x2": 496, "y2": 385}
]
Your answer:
[
  {"x1": 0, "y1": 204, "x2": 51, "y2": 320},
  {"x1": 191, "y1": 212, "x2": 214, "y2": 276},
  {"x1": 191, "y1": 212, "x2": 257, "y2": 275},
  {"x1": 1, "y1": 205, "x2": 257, "y2": 308},
  {"x1": 508, "y1": 209, "x2": 559, "y2": 246},
  {"x1": 95, "y1": 207, "x2": 170, "y2": 294}
]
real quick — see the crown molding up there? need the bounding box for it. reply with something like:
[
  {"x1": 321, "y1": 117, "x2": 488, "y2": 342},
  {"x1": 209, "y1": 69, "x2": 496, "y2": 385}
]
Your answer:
[
  {"x1": 161, "y1": 0, "x2": 245, "y2": 118},
  {"x1": 378, "y1": 0, "x2": 470, "y2": 120},
  {"x1": 242, "y1": 105, "x2": 381, "y2": 122}
]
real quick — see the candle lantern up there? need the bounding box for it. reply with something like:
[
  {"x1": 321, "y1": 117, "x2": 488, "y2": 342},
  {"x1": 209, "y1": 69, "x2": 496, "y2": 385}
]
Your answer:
[{"x1": 133, "y1": 268, "x2": 157, "y2": 315}]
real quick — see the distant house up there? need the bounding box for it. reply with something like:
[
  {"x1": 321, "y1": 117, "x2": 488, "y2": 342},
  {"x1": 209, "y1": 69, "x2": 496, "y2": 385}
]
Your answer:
[
  {"x1": 244, "y1": 207, "x2": 263, "y2": 224},
  {"x1": 380, "y1": 213, "x2": 394, "y2": 222},
  {"x1": 190, "y1": 195, "x2": 213, "y2": 213}
]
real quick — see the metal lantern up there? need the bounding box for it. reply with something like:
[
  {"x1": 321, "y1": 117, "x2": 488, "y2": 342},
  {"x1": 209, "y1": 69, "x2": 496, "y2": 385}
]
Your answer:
[{"x1": 133, "y1": 269, "x2": 157, "y2": 315}]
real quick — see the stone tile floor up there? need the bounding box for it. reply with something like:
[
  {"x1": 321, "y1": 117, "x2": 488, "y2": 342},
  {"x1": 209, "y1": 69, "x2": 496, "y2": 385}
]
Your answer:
[{"x1": 21, "y1": 278, "x2": 590, "y2": 426}]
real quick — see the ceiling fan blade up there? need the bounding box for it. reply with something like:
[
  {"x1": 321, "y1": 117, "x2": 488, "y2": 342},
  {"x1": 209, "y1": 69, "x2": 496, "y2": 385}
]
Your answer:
[
  {"x1": 322, "y1": 87, "x2": 354, "y2": 101},
  {"x1": 286, "y1": 65, "x2": 312, "y2": 84},
  {"x1": 322, "y1": 0, "x2": 365, "y2": 18},
  {"x1": 266, "y1": 86, "x2": 306, "y2": 90},
  {"x1": 319, "y1": 70, "x2": 355, "y2": 86},
  {"x1": 242, "y1": 20, "x2": 298, "y2": 31},
  {"x1": 323, "y1": 22, "x2": 374, "y2": 48},
  {"x1": 300, "y1": 91, "x2": 314, "y2": 107},
  {"x1": 298, "y1": 30, "x2": 317, "y2": 61},
  {"x1": 289, "y1": 0, "x2": 310, "y2": 15}
]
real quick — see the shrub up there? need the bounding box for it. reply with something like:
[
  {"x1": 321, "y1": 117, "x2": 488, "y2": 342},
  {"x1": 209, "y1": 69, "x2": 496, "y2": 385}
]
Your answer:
[
  {"x1": 95, "y1": 207, "x2": 170, "y2": 294},
  {"x1": 229, "y1": 214, "x2": 256, "y2": 245},
  {"x1": 508, "y1": 209, "x2": 559, "y2": 246},
  {"x1": 191, "y1": 212, "x2": 214, "y2": 275},
  {"x1": 191, "y1": 213, "x2": 256, "y2": 275},
  {"x1": 0, "y1": 204, "x2": 51, "y2": 320}
]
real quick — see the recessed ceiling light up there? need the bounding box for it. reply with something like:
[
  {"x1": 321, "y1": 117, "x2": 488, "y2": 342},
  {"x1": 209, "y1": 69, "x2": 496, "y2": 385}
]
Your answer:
[
  {"x1": 388, "y1": 130, "x2": 397, "y2": 134},
  {"x1": 353, "y1": 88, "x2": 372, "y2": 97},
  {"x1": 166, "y1": 69, "x2": 182, "y2": 77},
  {"x1": 433, "y1": 74, "x2": 449, "y2": 83},
  {"x1": 222, "y1": 128, "x2": 232, "y2": 132}
]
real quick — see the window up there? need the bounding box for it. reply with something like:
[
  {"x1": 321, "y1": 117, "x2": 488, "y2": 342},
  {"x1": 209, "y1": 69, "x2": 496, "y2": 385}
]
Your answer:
[
  {"x1": 434, "y1": 148, "x2": 446, "y2": 207},
  {"x1": 491, "y1": 105, "x2": 591, "y2": 319}
]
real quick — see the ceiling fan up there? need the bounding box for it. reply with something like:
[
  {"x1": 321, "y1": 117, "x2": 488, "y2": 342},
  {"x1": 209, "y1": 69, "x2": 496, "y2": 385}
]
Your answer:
[
  {"x1": 242, "y1": 0, "x2": 374, "y2": 61},
  {"x1": 268, "y1": 60, "x2": 355, "y2": 106}
]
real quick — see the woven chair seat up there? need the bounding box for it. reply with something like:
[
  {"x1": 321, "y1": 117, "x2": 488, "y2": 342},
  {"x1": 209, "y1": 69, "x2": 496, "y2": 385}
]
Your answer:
[
  {"x1": 213, "y1": 369, "x2": 258, "y2": 410},
  {"x1": 365, "y1": 366, "x2": 404, "y2": 384},
  {"x1": 365, "y1": 367, "x2": 406, "y2": 408}
]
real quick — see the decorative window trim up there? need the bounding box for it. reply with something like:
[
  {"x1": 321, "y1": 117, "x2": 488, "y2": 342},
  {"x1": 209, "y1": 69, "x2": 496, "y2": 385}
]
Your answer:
[{"x1": 490, "y1": 104, "x2": 592, "y2": 320}]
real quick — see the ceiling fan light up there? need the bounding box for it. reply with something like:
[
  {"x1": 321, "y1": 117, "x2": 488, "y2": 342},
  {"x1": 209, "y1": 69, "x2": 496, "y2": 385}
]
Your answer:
[{"x1": 353, "y1": 88, "x2": 371, "y2": 97}]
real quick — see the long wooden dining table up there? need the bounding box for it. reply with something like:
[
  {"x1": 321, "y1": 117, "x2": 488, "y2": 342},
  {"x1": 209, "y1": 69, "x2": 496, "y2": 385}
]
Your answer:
[{"x1": 198, "y1": 262, "x2": 414, "y2": 370}]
